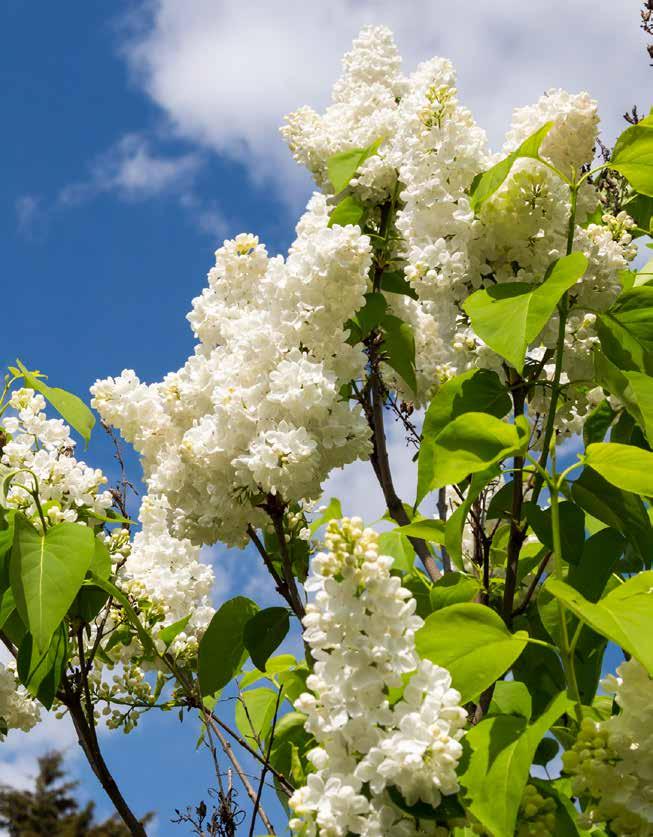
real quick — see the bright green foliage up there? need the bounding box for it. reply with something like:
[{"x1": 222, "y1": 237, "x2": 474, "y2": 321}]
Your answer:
[
  {"x1": 10, "y1": 517, "x2": 94, "y2": 652},
  {"x1": 235, "y1": 686, "x2": 279, "y2": 746},
  {"x1": 469, "y1": 122, "x2": 553, "y2": 211},
  {"x1": 17, "y1": 626, "x2": 68, "y2": 710},
  {"x1": 463, "y1": 253, "x2": 588, "y2": 372},
  {"x1": 198, "y1": 596, "x2": 259, "y2": 696},
  {"x1": 416, "y1": 603, "x2": 529, "y2": 702},
  {"x1": 326, "y1": 138, "x2": 383, "y2": 193},
  {"x1": 546, "y1": 572, "x2": 653, "y2": 673},
  {"x1": 427, "y1": 412, "x2": 526, "y2": 490},
  {"x1": 16, "y1": 360, "x2": 95, "y2": 444},
  {"x1": 610, "y1": 115, "x2": 653, "y2": 196},
  {"x1": 584, "y1": 441, "x2": 653, "y2": 495},
  {"x1": 417, "y1": 369, "x2": 510, "y2": 505},
  {"x1": 328, "y1": 194, "x2": 365, "y2": 228},
  {"x1": 381, "y1": 314, "x2": 417, "y2": 393},
  {"x1": 460, "y1": 693, "x2": 568, "y2": 837},
  {"x1": 244, "y1": 607, "x2": 290, "y2": 671}
]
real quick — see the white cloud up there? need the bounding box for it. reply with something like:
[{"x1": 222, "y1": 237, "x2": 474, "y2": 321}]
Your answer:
[
  {"x1": 58, "y1": 132, "x2": 203, "y2": 206},
  {"x1": 16, "y1": 133, "x2": 228, "y2": 239},
  {"x1": 15, "y1": 195, "x2": 42, "y2": 238},
  {"x1": 122, "y1": 0, "x2": 651, "y2": 204}
]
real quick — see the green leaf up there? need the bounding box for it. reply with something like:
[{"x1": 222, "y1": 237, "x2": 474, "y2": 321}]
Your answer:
[
  {"x1": 0, "y1": 510, "x2": 15, "y2": 563},
  {"x1": 268, "y1": 711, "x2": 313, "y2": 786},
  {"x1": 244, "y1": 608, "x2": 290, "y2": 672},
  {"x1": 158, "y1": 614, "x2": 192, "y2": 649},
  {"x1": 328, "y1": 195, "x2": 365, "y2": 228},
  {"x1": 352, "y1": 292, "x2": 387, "y2": 339},
  {"x1": 582, "y1": 399, "x2": 616, "y2": 446},
  {"x1": 326, "y1": 138, "x2": 383, "y2": 193},
  {"x1": 532, "y1": 739, "x2": 560, "y2": 768},
  {"x1": 571, "y1": 466, "x2": 652, "y2": 566},
  {"x1": 10, "y1": 517, "x2": 94, "y2": 652},
  {"x1": 522, "y1": 501, "x2": 585, "y2": 565},
  {"x1": 381, "y1": 314, "x2": 417, "y2": 393},
  {"x1": 627, "y1": 192, "x2": 653, "y2": 238},
  {"x1": 567, "y1": 528, "x2": 625, "y2": 604},
  {"x1": 377, "y1": 530, "x2": 415, "y2": 574},
  {"x1": 235, "y1": 686, "x2": 278, "y2": 747},
  {"x1": 395, "y1": 519, "x2": 445, "y2": 543},
  {"x1": 70, "y1": 536, "x2": 112, "y2": 623},
  {"x1": 16, "y1": 360, "x2": 95, "y2": 445},
  {"x1": 198, "y1": 596, "x2": 259, "y2": 697},
  {"x1": 595, "y1": 350, "x2": 653, "y2": 443},
  {"x1": 17, "y1": 625, "x2": 68, "y2": 710},
  {"x1": 429, "y1": 572, "x2": 481, "y2": 611},
  {"x1": 309, "y1": 497, "x2": 342, "y2": 535},
  {"x1": 429, "y1": 413, "x2": 525, "y2": 491},
  {"x1": 415, "y1": 603, "x2": 529, "y2": 703},
  {"x1": 387, "y1": 786, "x2": 465, "y2": 822},
  {"x1": 460, "y1": 692, "x2": 568, "y2": 837},
  {"x1": 546, "y1": 572, "x2": 653, "y2": 673},
  {"x1": 597, "y1": 286, "x2": 653, "y2": 374},
  {"x1": 610, "y1": 119, "x2": 653, "y2": 197},
  {"x1": 402, "y1": 571, "x2": 433, "y2": 619},
  {"x1": 379, "y1": 270, "x2": 418, "y2": 300},
  {"x1": 585, "y1": 441, "x2": 653, "y2": 496},
  {"x1": 470, "y1": 122, "x2": 554, "y2": 212},
  {"x1": 487, "y1": 681, "x2": 532, "y2": 720},
  {"x1": 417, "y1": 370, "x2": 510, "y2": 506},
  {"x1": 463, "y1": 253, "x2": 588, "y2": 372}
]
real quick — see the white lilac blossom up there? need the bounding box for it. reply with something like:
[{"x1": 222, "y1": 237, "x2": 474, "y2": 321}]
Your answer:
[
  {"x1": 1, "y1": 388, "x2": 113, "y2": 527},
  {"x1": 289, "y1": 518, "x2": 466, "y2": 836},
  {"x1": 124, "y1": 493, "x2": 214, "y2": 655},
  {"x1": 92, "y1": 194, "x2": 373, "y2": 547},
  {"x1": 562, "y1": 659, "x2": 653, "y2": 835},
  {"x1": 0, "y1": 663, "x2": 40, "y2": 734},
  {"x1": 282, "y1": 26, "x2": 636, "y2": 418}
]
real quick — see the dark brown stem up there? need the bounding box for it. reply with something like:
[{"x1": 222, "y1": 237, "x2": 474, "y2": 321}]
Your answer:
[
  {"x1": 62, "y1": 681, "x2": 147, "y2": 836},
  {"x1": 247, "y1": 524, "x2": 297, "y2": 615},
  {"x1": 503, "y1": 376, "x2": 527, "y2": 625},
  {"x1": 512, "y1": 552, "x2": 553, "y2": 618},
  {"x1": 369, "y1": 371, "x2": 440, "y2": 581},
  {"x1": 437, "y1": 487, "x2": 452, "y2": 573},
  {"x1": 262, "y1": 496, "x2": 306, "y2": 620}
]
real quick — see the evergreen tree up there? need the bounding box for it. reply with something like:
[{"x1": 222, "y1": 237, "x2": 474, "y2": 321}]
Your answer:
[{"x1": 0, "y1": 752, "x2": 150, "y2": 836}]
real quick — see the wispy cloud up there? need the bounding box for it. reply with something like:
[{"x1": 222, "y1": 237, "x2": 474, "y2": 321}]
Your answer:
[
  {"x1": 121, "y1": 0, "x2": 651, "y2": 206},
  {"x1": 15, "y1": 194, "x2": 42, "y2": 238},
  {"x1": 15, "y1": 133, "x2": 227, "y2": 241},
  {"x1": 58, "y1": 133, "x2": 202, "y2": 206}
]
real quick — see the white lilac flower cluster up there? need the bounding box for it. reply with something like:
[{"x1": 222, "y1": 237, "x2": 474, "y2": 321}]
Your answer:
[
  {"x1": 1, "y1": 388, "x2": 113, "y2": 528},
  {"x1": 124, "y1": 493, "x2": 214, "y2": 656},
  {"x1": 283, "y1": 26, "x2": 636, "y2": 421},
  {"x1": 0, "y1": 662, "x2": 40, "y2": 734},
  {"x1": 289, "y1": 518, "x2": 466, "y2": 836},
  {"x1": 562, "y1": 659, "x2": 653, "y2": 835},
  {"x1": 92, "y1": 195, "x2": 373, "y2": 547}
]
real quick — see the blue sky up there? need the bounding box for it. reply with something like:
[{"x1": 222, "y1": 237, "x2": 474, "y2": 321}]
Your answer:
[{"x1": 1, "y1": 1, "x2": 650, "y2": 834}]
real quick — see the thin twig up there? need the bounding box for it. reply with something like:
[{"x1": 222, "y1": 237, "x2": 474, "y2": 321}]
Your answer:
[
  {"x1": 249, "y1": 689, "x2": 283, "y2": 837},
  {"x1": 204, "y1": 715, "x2": 276, "y2": 834},
  {"x1": 512, "y1": 552, "x2": 553, "y2": 618}
]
